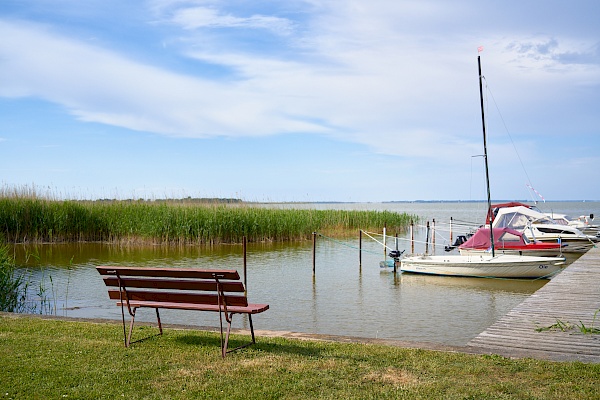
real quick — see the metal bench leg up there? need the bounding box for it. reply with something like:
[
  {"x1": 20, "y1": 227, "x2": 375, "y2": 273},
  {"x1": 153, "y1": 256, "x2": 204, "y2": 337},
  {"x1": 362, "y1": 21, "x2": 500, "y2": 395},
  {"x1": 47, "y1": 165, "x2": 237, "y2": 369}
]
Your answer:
[
  {"x1": 126, "y1": 307, "x2": 138, "y2": 348},
  {"x1": 248, "y1": 314, "x2": 256, "y2": 344},
  {"x1": 156, "y1": 308, "x2": 163, "y2": 335},
  {"x1": 223, "y1": 312, "x2": 234, "y2": 358},
  {"x1": 222, "y1": 313, "x2": 259, "y2": 357},
  {"x1": 120, "y1": 302, "x2": 128, "y2": 348},
  {"x1": 218, "y1": 307, "x2": 226, "y2": 358}
]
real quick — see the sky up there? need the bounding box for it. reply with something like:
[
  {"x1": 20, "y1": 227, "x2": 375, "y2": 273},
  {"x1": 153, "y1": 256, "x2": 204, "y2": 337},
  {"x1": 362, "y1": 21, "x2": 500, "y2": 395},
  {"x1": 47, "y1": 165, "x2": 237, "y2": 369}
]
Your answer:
[{"x1": 1, "y1": 1, "x2": 599, "y2": 202}]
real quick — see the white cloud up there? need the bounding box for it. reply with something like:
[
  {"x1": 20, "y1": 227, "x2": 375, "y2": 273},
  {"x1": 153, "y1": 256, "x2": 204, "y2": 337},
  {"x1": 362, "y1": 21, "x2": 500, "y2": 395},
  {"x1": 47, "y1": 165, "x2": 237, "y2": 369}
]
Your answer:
[
  {"x1": 169, "y1": 6, "x2": 294, "y2": 35},
  {"x1": 1, "y1": 0, "x2": 599, "y2": 170},
  {"x1": 0, "y1": 20, "x2": 327, "y2": 138}
]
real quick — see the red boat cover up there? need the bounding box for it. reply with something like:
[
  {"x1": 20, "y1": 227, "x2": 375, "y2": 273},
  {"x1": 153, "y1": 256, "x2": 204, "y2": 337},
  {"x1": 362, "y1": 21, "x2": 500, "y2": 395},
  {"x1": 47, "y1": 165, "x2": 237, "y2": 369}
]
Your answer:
[{"x1": 459, "y1": 227, "x2": 561, "y2": 250}]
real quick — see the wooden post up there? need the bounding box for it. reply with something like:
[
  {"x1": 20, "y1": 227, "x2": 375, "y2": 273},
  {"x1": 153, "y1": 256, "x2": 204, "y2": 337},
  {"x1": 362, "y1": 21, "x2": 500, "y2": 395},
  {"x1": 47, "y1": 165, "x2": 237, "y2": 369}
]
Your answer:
[
  {"x1": 432, "y1": 219, "x2": 436, "y2": 254},
  {"x1": 425, "y1": 221, "x2": 430, "y2": 255},
  {"x1": 410, "y1": 220, "x2": 414, "y2": 254},
  {"x1": 312, "y1": 232, "x2": 316, "y2": 275},
  {"x1": 359, "y1": 230, "x2": 362, "y2": 268},
  {"x1": 383, "y1": 223, "x2": 387, "y2": 261},
  {"x1": 450, "y1": 217, "x2": 453, "y2": 243},
  {"x1": 243, "y1": 236, "x2": 247, "y2": 295},
  {"x1": 394, "y1": 233, "x2": 398, "y2": 274}
]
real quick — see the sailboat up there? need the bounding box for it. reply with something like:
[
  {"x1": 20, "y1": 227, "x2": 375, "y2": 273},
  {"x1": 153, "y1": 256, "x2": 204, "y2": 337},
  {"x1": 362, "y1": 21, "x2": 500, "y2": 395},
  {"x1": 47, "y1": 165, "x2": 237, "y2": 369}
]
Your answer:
[{"x1": 400, "y1": 54, "x2": 566, "y2": 279}]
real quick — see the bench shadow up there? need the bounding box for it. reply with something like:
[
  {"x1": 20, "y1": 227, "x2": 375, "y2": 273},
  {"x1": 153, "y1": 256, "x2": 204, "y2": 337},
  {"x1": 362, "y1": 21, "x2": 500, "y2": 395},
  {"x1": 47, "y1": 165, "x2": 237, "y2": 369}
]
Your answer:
[
  {"x1": 175, "y1": 333, "x2": 327, "y2": 358},
  {"x1": 128, "y1": 332, "x2": 164, "y2": 346}
]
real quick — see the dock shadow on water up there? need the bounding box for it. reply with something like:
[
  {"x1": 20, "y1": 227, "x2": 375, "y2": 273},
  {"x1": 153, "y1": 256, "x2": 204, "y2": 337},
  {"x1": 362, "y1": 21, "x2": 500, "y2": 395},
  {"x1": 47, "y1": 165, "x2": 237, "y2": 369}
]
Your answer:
[{"x1": 11, "y1": 236, "x2": 549, "y2": 347}]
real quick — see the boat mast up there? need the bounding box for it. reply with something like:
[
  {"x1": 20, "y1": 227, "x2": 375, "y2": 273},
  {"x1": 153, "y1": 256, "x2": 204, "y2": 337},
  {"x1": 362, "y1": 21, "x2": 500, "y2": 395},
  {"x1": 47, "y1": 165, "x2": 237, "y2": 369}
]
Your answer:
[{"x1": 478, "y1": 55, "x2": 495, "y2": 257}]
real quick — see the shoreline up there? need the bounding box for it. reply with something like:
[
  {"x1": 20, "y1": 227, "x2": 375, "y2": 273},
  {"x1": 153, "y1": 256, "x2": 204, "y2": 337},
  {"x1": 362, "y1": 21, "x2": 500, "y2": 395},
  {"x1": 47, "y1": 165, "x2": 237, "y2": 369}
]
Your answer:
[{"x1": 1, "y1": 311, "x2": 478, "y2": 355}]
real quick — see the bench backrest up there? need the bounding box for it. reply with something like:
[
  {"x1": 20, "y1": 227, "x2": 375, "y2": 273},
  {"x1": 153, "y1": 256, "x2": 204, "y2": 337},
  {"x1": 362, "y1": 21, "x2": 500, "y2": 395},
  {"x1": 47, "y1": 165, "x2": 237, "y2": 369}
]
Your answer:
[{"x1": 97, "y1": 266, "x2": 248, "y2": 307}]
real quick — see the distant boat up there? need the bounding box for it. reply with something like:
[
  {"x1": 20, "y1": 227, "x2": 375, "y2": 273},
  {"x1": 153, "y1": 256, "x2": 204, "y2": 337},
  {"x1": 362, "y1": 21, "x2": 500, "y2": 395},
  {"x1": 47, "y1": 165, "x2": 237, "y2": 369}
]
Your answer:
[
  {"x1": 458, "y1": 227, "x2": 564, "y2": 257},
  {"x1": 400, "y1": 55, "x2": 566, "y2": 279}
]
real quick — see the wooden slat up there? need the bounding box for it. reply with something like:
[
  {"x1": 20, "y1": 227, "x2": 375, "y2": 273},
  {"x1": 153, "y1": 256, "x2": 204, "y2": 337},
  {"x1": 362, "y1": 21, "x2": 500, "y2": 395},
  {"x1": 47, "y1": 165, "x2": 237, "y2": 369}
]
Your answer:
[
  {"x1": 115, "y1": 300, "x2": 269, "y2": 314},
  {"x1": 468, "y1": 246, "x2": 600, "y2": 363},
  {"x1": 108, "y1": 290, "x2": 249, "y2": 307},
  {"x1": 102, "y1": 276, "x2": 245, "y2": 293},
  {"x1": 96, "y1": 266, "x2": 240, "y2": 280}
]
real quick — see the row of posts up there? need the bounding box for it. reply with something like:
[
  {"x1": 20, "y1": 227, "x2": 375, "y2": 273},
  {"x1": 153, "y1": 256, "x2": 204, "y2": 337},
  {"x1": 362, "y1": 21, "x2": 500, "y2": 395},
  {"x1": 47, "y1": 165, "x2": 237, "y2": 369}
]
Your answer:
[{"x1": 311, "y1": 217, "x2": 455, "y2": 275}]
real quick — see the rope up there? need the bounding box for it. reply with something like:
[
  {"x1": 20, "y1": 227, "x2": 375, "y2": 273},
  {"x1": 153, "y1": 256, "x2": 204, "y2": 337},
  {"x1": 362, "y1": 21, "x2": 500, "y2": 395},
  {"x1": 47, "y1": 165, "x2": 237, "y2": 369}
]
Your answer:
[
  {"x1": 360, "y1": 231, "x2": 397, "y2": 252},
  {"x1": 316, "y1": 233, "x2": 382, "y2": 255},
  {"x1": 362, "y1": 230, "x2": 449, "y2": 249}
]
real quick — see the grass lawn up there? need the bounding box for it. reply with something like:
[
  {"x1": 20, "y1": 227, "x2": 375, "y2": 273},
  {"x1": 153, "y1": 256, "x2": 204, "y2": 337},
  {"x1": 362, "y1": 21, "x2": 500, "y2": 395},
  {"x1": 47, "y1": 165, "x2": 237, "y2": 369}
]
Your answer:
[{"x1": 1, "y1": 314, "x2": 599, "y2": 399}]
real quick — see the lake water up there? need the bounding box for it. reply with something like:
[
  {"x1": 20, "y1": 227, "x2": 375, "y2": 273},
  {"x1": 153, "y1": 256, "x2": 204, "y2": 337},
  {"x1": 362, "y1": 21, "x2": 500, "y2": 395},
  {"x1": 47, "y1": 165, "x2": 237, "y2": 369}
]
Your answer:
[{"x1": 11, "y1": 201, "x2": 599, "y2": 346}]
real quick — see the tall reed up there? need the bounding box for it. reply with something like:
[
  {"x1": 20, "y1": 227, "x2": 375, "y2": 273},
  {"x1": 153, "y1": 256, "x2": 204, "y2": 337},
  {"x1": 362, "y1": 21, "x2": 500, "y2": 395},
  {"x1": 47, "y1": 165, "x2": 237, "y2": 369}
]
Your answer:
[
  {"x1": 0, "y1": 195, "x2": 417, "y2": 244},
  {"x1": 0, "y1": 243, "x2": 24, "y2": 312}
]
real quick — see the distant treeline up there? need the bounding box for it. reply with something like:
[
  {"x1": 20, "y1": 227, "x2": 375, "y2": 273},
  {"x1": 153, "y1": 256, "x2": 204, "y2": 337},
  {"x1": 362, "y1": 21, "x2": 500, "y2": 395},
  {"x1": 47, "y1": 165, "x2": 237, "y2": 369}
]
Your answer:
[
  {"x1": 92, "y1": 197, "x2": 244, "y2": 204},
  {"x1": 0, "y1": 197, "x2": 417, "y2": 244}
]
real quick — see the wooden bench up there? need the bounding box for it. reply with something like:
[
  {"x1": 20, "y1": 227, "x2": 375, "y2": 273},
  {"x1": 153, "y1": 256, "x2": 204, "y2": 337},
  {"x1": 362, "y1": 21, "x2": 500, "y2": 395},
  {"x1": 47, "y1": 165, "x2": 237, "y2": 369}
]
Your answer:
[{"x1": 96, "y1": 266, "x2": 269, "y2": 357}]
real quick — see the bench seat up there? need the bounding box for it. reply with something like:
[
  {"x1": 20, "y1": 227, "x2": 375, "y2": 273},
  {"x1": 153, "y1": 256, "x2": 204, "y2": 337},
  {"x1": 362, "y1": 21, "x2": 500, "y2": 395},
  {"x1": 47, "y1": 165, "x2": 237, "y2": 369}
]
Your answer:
[{"x1": 115, "y1": 300, "x2": 269, "y2": 314}]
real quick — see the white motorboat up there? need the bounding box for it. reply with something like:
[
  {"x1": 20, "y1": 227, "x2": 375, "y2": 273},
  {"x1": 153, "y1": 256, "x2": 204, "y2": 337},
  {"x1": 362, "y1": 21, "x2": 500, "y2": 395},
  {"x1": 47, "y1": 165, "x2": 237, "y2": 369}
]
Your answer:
[
  {"x1": 400, "y1": 253, "x2": 565, "y2": 278},
  {"x1": 493, "y1": 206, "x2": 598, "y2": 253},
  {"x1": 545, "y1": 212, "x2": 600, "y2": 237}
]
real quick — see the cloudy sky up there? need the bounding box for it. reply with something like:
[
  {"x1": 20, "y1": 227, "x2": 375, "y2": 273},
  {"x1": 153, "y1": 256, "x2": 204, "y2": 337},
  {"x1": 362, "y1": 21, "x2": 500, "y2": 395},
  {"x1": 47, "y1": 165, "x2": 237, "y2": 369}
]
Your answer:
[{"x1": 1, "y1": 1, "x2": 599, "y2": 202}]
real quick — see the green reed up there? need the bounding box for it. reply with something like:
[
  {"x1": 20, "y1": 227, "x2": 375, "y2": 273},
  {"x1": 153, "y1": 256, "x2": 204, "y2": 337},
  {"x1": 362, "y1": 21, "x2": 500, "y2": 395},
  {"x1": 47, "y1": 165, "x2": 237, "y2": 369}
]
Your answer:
[
  {"x1": 0, "y1": 243, "x2": 59, "y2": 315},
  {"x1": 0, "y1": 196, "x2": 417, "y2": 244},
  {"x1": 0, "y1": 243, "x2": 23, "y2": 312}
]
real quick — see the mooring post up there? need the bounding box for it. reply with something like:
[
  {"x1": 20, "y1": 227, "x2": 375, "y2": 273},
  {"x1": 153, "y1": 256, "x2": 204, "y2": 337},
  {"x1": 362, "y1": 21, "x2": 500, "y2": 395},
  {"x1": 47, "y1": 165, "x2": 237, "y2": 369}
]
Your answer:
[
  {"x1": 410, "y1": 220, "x2": 414, "y2": 254},
  {"x1": 450, "y1": 217, "x2": 453, "y2": 243},
  {"x1": 243, "y1": 236, "x2": 247, "y2": 295},
  {"x1": 359, "y1": 230, "x2": 362, "y2": 268},
  {"x1": 432, "y1": 219, "x2": 436, "y2": 254},
  {"x1": 312, "y1": 232, "x2": 316, "y2": 275},
  {"x1": 383, "y1": 223, "x2": 387, "y2": 261},
  {"x1": 394, "y1": 233, "x2": 398, "y2": 274},
  {"x1": 425, "y1": 221, "x2": 430, "y2": 254}
]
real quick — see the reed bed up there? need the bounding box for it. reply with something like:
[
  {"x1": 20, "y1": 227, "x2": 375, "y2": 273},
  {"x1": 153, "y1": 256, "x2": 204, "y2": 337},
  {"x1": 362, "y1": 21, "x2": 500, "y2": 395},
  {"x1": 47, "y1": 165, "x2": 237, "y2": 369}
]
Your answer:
[{"x1": 0, "y1": 196, "x2": 416, "y2": 244}]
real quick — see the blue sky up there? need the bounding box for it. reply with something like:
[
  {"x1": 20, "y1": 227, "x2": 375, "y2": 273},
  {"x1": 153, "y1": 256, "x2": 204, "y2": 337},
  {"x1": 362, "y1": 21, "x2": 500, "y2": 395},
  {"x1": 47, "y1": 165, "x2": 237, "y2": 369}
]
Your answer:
[{"x1": 1, "y1": 1, "x2": 599, "y2": 202}]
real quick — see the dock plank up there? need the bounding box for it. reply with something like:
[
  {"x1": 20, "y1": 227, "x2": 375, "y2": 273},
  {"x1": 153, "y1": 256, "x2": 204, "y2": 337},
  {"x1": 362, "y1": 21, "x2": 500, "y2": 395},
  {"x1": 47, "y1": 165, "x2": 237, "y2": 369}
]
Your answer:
[{"x1": 468, "y1": 246, "x2": 600, "y2": 363}]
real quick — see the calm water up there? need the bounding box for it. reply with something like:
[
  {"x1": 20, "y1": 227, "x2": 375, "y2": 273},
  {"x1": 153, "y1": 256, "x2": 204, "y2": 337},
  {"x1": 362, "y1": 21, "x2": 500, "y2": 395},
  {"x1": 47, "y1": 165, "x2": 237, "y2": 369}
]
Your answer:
[{"x1": 11, "y1": 201, "x2": 599, "y2": 346}]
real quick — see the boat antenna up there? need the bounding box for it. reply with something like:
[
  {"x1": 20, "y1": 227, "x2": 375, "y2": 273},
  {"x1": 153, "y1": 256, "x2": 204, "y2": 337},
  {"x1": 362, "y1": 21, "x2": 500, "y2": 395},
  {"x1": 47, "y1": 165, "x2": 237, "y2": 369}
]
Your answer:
[{"x1": 478, "y1": 53, "x2": 495, "y2": 257}]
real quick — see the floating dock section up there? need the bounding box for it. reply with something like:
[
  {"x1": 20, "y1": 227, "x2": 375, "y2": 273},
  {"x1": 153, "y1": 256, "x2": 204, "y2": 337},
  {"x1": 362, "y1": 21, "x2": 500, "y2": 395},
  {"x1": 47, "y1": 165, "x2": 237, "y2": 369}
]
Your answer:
[{"x1": 468, "y1": 246, "x2": 600, "y2": 363}]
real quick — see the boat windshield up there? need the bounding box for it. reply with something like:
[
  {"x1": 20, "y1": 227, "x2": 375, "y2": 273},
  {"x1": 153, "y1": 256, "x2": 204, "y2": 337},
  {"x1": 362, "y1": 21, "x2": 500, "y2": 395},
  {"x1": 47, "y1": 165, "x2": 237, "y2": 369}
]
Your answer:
[
  {"x1": 494, "y1": 212, "x2": 530, "y2": 230},
  {"x1": 530, "y1": 205, "x2": 543, "y2": 213},
  {"x1": 552, "y1": 217, "x2": 569, "y2": 226},
  {"x1": 532, "y1": 216, "x2": 555, "y2": 225}
]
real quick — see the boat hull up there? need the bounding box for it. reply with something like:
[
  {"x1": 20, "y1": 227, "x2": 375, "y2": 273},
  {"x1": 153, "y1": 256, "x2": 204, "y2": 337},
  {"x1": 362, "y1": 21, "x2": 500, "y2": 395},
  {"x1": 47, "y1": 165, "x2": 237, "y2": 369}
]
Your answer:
[
  {"x1": 523, "y1": 236, "x2": 596, "y2": 253},
  {"x1": 458, "y1": 248, "x2": 563, "y2": 257},
  {"x1": 400, "y1": 254, "x2": 565, "y2": 279}
]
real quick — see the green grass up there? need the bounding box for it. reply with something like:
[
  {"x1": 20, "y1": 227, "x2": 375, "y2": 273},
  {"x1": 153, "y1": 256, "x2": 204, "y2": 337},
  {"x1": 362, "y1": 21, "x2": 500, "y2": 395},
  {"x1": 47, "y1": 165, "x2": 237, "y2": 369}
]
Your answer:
[
  {"x1": 1, "y1": 315, "x2": 599, "y2": 399},
  {"x1": 0, "y1": 196, "x2": 416, "y2": 244}
]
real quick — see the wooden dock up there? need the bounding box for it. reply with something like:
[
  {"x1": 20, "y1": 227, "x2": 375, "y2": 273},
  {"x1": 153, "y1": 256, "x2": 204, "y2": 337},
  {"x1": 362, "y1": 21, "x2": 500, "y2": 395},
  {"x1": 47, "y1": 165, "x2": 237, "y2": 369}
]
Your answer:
[{"x1": 468, "y1": 245, "x2": 600, "y2": 363}]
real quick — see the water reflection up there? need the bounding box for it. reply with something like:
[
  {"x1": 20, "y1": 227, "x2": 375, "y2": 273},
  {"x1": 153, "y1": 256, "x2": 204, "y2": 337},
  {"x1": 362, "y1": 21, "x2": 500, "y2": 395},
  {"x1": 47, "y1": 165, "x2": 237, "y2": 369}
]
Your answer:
[{"x1": 397, "y1": 273, "x2": 547, "y2": 294}]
